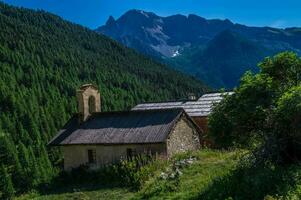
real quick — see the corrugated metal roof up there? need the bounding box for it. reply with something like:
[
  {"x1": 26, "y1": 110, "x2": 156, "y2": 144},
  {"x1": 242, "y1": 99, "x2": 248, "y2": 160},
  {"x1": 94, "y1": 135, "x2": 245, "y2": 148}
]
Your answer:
[
  {"x1": 48, "y1": 108, "x2": 188, "y2": 146},
  {"x1": 132, "y1": 92, "x2": 233, "y2": 117}
]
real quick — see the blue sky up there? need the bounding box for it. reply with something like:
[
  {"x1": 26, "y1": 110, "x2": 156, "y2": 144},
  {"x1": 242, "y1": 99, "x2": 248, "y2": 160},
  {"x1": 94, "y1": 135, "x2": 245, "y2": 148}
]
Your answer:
[{"x1": 2, "y1": 0, "x2": 301, "y2": 29}]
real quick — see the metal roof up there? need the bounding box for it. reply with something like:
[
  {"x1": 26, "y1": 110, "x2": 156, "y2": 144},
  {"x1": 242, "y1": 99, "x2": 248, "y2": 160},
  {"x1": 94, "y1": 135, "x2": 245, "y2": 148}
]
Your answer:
[
  {"x1": 48, "y1": 108, "x2": 197, "y2": 146},
  {"x1": 132, "y1": 92, "x2": 233, "y2": 117}
]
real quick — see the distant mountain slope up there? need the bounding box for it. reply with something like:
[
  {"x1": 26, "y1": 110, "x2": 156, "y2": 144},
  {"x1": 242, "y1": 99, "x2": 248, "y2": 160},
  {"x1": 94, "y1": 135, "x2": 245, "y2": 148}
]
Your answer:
[
  {"x1": 0, "y1": 2, "x2": 207, "y2": 194},
  {"x1": 170, "y1": 31, "x2": 270, "y2": 87},
  {"x1": 97, "y1": 10, "x2": 301, "y2": 88}
]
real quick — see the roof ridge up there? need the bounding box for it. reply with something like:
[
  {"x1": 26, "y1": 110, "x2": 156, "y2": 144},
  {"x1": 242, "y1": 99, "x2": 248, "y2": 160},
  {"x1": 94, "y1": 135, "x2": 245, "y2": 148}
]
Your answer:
[
  {"x1": 89, "y1": 107, "x2": 184, "y2": 116},
  {"x1": 134, "y1": 91, "x2": 234, "y2": 105}
]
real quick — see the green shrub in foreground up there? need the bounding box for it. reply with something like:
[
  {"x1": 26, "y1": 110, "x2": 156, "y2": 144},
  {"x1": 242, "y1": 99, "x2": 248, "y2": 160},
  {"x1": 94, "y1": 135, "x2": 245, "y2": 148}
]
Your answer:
[
  {"x1": 196, "y1": 153, "x2": 301, "y2": 200},
  {"x1": 209, "y1": 52, "x2": 301, "y2": 164},
  {"x1": 42, "y1": 154, "x2": 167, "y2": 193}
]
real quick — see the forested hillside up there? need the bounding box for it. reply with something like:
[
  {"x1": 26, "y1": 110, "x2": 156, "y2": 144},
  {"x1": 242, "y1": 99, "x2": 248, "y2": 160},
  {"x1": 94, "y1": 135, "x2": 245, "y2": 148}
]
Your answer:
[{"x1": 0, "y1": 2, "x2": 207, "y2": 196}]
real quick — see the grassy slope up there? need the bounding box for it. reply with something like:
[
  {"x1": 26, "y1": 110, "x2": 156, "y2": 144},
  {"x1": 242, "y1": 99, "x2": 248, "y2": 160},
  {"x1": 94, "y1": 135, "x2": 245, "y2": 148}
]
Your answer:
[
  {"x1": 17, "y1": 188, "x2": 134, "y2": 200},
  {"x1": 135, "y1": 150, "x2": 241, "y2": 200},
  {"x1": 15, "y1": 150, "x2": 241, "y2": 200},
  {"x1": 16, "y1": 150, "x2": 301, "y2": 200}
]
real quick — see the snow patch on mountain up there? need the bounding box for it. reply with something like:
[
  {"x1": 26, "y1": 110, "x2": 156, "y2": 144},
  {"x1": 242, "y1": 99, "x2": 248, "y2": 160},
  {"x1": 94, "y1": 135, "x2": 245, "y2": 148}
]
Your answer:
[
  {"x1": 151, "y1": 44, "x2": 180, "y2": 57},
  {"x1": 172, "y1": 50, "x2": 180, "y2": 57},
  {"x1": 139, "y1": 10, "x2": 150, "y2": 18}
]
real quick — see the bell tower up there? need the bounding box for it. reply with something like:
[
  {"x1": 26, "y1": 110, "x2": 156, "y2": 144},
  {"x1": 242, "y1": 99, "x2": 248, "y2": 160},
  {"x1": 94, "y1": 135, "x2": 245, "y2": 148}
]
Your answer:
[{"x1": 77, "y1": 84, "x2": 101, "y2": 122}]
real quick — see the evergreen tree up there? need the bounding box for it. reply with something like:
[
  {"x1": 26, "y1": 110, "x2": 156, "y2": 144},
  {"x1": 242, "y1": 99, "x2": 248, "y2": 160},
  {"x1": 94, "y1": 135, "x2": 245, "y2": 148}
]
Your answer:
[{"x1": 0, "y1": 165, "x2": 15, "y2": 200}]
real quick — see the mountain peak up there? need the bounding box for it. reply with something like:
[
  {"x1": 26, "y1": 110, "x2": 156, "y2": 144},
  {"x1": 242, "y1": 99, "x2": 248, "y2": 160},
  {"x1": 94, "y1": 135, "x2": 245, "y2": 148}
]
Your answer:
[
  {"x1": 105, "y1": 16, "x2": 115, "y2": 26},
  {"x1": 223, "y1": 19, "x2": 233, "y2": 25},
  {"x1": 122, "y1": 9, "x2": 157, "y2": 19},
  {"x1": 188, "y1": 14, "x2": 206, "y2": 21}
]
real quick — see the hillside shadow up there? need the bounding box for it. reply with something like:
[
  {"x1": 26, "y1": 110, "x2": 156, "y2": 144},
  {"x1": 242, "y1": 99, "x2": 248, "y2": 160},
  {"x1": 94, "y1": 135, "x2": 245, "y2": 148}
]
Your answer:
[{"x1": 192, "y1": 164, "x2": 300, "y2": 200}]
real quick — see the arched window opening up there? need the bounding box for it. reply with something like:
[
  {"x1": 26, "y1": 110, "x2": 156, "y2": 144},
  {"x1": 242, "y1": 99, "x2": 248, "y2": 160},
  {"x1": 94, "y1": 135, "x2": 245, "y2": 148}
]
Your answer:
[{"x1": 88, "y1": 96, "x2": 96, "y2": 115}]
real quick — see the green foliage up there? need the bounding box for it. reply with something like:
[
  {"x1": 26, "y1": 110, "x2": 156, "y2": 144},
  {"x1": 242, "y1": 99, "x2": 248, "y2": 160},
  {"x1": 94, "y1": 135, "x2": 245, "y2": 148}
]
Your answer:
[
  {"x1": 197, "y1": 163, "x2": 301, "y2": 200},
  {"x1": 0, "y1": 165, "x2": 15, "y2": 200},
  {"x1": 92, "y1": 155, "x2": 164, "y2": 190},
  {"x1": 0, "y1": 2, "x2": 208, "y2": 194},
  {"x1": 37, "y1": 155, "x2": 167, "y2": 196},
  {"x1": 209, "y1": 51, "x2": 301, "y2": 163},
  {"x1": 16, "y1": 188, "x2": 134, "y2": 200},
  {"x1": 275, "y1": 86, "x2": 301, "y2": 138},
  {"x1": 269, "y1": 86, "x2": 301, "y2": 163},
  {"x1": 209, "y1": 72, "x2": 275, "y2": 147},
  {"x1": 260, "y1": 52, "x2": 301, "y2": 90}
]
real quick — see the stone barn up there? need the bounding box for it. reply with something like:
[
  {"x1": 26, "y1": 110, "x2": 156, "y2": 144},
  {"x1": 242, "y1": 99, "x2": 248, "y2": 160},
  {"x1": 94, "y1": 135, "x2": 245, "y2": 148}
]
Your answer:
[{"x1": 48, "y1": 84, "x2": 202, "y2": 171}]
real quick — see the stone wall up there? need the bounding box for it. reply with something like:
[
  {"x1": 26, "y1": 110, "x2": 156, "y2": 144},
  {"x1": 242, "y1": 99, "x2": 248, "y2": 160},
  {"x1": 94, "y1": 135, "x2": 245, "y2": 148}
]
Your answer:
[
  {"x1": 62, "y1": 143, "x2": 166, "y2": 171},
  {"x1": 166, "y1": 117, "x2": 201, "y2": 157}
]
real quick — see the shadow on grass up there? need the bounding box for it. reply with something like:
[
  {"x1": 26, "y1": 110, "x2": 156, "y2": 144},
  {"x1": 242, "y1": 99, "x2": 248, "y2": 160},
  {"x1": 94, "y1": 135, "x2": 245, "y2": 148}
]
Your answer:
[
  {"x1": 36, "y1": 168, "x2": 131, "y2": 196},
  {"x1": 36, "y1": 155, "x2": 159, "y2": 196},
  {"x1": 193, "y1": 164, "x2": 301, "y2": 200}
]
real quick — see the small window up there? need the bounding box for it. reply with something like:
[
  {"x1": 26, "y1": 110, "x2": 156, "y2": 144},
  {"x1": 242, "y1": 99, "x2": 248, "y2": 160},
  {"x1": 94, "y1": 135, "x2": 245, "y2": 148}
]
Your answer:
[{"x1": 87, "y1": 149, "x2": 96, "y2": 164}]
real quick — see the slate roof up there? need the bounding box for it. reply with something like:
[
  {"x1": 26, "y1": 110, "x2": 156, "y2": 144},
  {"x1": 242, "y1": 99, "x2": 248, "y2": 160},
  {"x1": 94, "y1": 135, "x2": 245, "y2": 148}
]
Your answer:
[
  {"x1": 48, "y1": 108, "x2": 198, "y2": 146},
  {"x1": 132, "y1": 92, "x2": 233, "y2": 117}
]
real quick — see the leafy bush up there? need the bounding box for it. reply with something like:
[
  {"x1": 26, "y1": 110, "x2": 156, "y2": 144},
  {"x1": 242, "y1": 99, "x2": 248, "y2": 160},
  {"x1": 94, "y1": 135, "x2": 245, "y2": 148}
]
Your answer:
[
  {"x1": 40, "y1": 154, "x2": 167, "y2": 193},
  {"x1": 97, "y1": 155, "x2": 159, "y2": 189},
  {"x1": 273, "y1": 86, "x2": 301, "y2": 162},
  {"x1": 208, "y1": 52, "x2": 301, "y2": 164},
  {"x1": 197, "y1": 162, "x2": 301, "y2": 200}
]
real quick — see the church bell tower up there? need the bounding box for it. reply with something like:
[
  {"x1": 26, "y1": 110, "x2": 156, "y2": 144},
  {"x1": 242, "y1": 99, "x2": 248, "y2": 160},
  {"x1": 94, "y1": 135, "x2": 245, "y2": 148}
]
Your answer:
[{"x1": 76, "y1": 84, "x2": 101, "y2": 122}]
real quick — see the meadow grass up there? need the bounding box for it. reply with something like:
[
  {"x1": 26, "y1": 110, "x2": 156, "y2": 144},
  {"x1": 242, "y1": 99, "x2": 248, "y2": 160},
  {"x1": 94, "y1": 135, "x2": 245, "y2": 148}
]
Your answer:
[
  {"x1": 15, "y1": 149, "x2": 301, "y2": 200},
  {"x1": 16, "y1": 187, "x2": 134, "y2": 200},
  {"x1": 134, "y1": 149, "x2": 242, "y2": 200}
]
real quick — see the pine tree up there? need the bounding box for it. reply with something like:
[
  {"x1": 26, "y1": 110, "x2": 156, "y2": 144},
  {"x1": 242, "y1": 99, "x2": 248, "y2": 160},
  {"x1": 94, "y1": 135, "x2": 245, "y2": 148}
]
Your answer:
[{"x1": 0, "y1": 165, "x2": 15, "y2": 200}]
